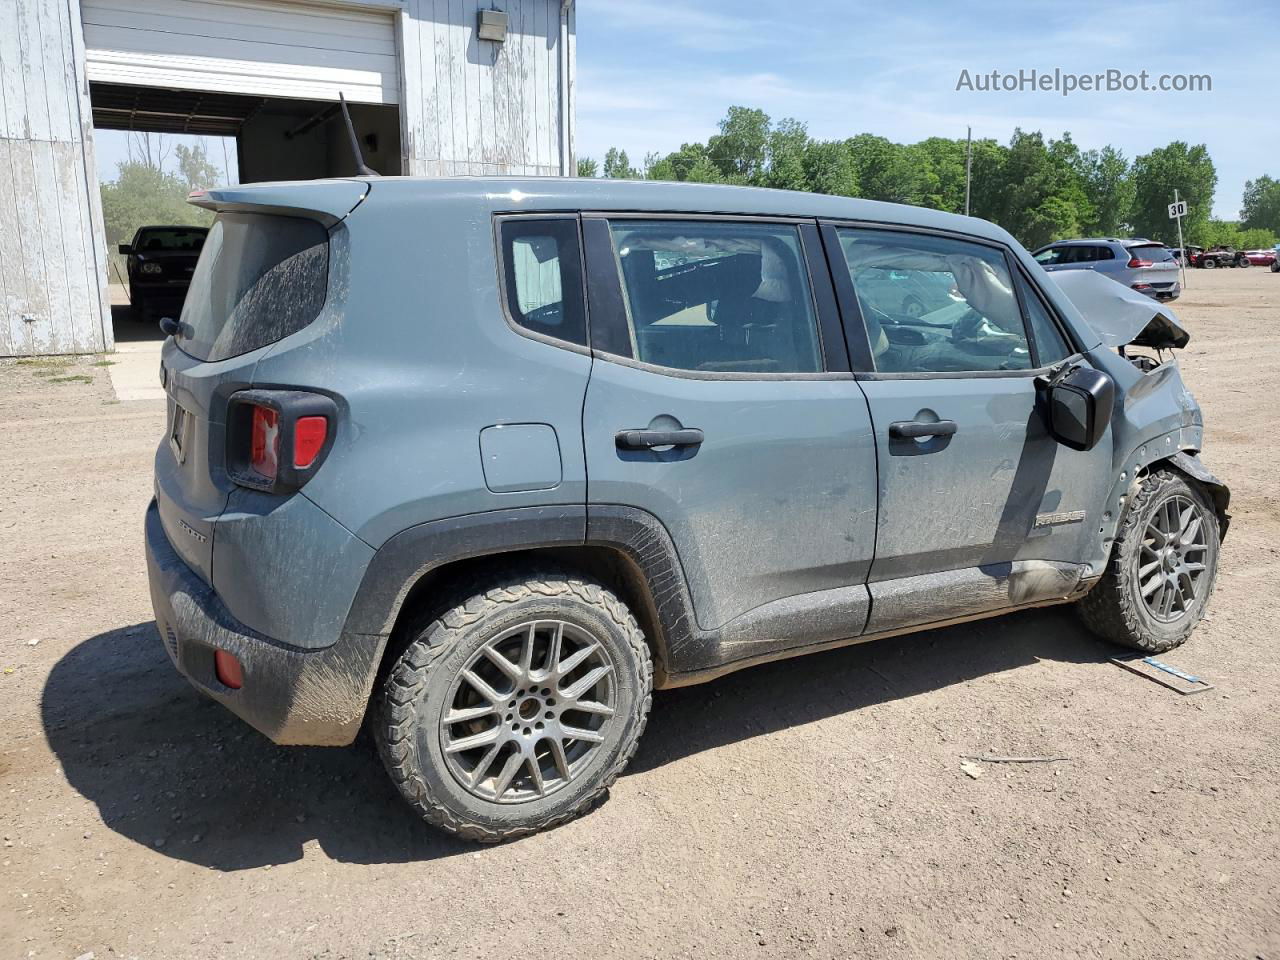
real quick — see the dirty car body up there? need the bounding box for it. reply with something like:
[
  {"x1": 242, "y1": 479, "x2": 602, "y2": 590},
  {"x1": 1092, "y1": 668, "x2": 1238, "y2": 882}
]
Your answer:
[{"x1": 145, "y1": 177, "x2": 1228, "y2": 839}]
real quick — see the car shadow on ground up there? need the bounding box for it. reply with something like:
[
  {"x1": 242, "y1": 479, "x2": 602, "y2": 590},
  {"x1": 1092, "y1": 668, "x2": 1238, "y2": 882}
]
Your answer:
[
  {"x1": 110, "y1": 302, "x2": 166, "y2": 344},
  {"x1": 42, "y1": 608, "x2": 1116, "y2": 870}
]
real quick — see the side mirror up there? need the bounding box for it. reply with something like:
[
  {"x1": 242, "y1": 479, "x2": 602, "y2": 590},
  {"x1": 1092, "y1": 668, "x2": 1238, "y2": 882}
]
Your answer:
[
  {"x1": 118, "y1": 243, "x2": 132, "y2": 255},
  {"x1": 1044, "y1": 366, "x2": 1114, "y2": 452}
]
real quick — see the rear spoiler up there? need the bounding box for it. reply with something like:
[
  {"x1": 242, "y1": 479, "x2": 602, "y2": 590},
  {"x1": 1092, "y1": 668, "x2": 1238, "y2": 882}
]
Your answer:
[{"x1": 186, "y1": 180, "x2": 370, "y2": 228}]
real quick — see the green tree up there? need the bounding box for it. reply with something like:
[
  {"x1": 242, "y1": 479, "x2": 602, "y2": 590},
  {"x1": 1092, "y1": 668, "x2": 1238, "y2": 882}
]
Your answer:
[
  {"x1": 1075, "y1": 145, "x2": 1134, "y2": 236},
  {"x1": 707, "y1": 106, "x2": 770, "y2": 183},
  {"x1": 845, "y1": 134, "x2": 916, "y2": 203},
  {"x1": 801, "y1": 140, "x2": 858, "y2": 196},
  {"x1": 602, "y1": 147, "x2": 639, "y2": 179},
  {"x1": 576, "y1": 156, "x2": 599, "y2": 178},
  {"x1": 1241, "y1": 175, "x2": 1280, "y2": 234},
  {"x1": 761, "y1": 118, "x2": 810, "y2": 191},
  {"x1": 993, "y1": 130, "x2": 1090, "y2": 249},
  {"x1": 908, "y1": 137, "x2": 967, "y2": 213},
  {"x1": 174, "y1": 142, "x2": 223, "y2": 190},
  {"x1": 1130, "y1": 142, "x2": 1216, "y2": 244}
]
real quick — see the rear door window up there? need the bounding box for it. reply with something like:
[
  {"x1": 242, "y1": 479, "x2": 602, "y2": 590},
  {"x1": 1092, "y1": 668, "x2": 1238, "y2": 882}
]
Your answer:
[
  {"x1": 177, "y1": 213, "x2": 329, "y2": 362},
  {"x1": 499, "y1": 218, "x2": 588, "y2": 347},
  {"x1": 605, "y1": 219, "x2": 822, "y2": 374}
]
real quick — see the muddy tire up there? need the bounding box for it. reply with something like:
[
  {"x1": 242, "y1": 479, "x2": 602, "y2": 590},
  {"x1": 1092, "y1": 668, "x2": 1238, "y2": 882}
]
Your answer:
[
  {"x1": 1076, "y1": 469, "x2": 1219, "y2": 653},
  {"x1": 373, "y1": 570, "x2": 652, "y2": 842}
]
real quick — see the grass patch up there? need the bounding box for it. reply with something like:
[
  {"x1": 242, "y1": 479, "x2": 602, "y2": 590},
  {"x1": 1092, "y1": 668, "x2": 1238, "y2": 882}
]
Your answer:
[
  {"x1": 47, "y1": 374, "x2": 93, "y2": 385},
  {"x1": 91, "y1": 359, "x2": 116, "y2": 366}
]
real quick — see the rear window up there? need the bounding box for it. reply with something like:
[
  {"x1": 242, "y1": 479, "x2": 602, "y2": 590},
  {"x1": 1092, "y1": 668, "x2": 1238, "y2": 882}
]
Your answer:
[
  {"x1": 135, "y1": 227, "x2": 207, "y2": 251},
  {"x1": 176, "y1": 213, "x2": 329, "y2": 362},
  {"x1": 1128, "y1": 243, "x2": 1175, "y2": 262}
]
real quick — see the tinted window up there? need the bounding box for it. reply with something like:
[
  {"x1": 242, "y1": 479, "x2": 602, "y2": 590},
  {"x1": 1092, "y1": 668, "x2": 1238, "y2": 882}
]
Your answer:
[
  {"x1": 1034, "y1": 246, "x2": 1068, "y2": 266},
  {"x1": 1015, "y1": 272, "x2": 1072, "y2": 365},
  {"x1": 1095, "y1": 245, "x2": 1116, "y2": 261},
  {"x1": 838, "y1": 228, "x2": 1032, "y2": 374},
  {"x1": 135, "y1": 227, "x2": 207, "y2": 252},
  {"x1": 1128, "y1": 243, "x2": 1174, "y2": 262},
  {"x1": 608, "y1": 220, "x2": 822, "y2": 374},
  {"x1": 500, "y1": 218, "x2": 587, "y2": 346},
  {"x1": 178, "y1": 213, "x2": 328, "y2": 362},
  {"x1": 1068, "y1": 246, "x2": 1098, "y2": 263}
]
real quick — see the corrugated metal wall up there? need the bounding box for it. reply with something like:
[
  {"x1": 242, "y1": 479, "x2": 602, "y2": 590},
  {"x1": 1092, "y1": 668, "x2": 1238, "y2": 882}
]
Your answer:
[
  {"x1": 1, "y1": 0, "x2": 112, "y2": 356},
  {"x1": 399, "y1": 0, "x2": 573, "y2": 177}
]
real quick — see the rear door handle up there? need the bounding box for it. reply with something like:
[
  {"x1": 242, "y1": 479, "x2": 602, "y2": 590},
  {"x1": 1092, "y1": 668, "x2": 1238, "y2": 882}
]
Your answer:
[
  {"x1": 615, "y1": 428, "x2": 705, "y2": 450},
  {"x1": 889, "y1": 420, "x2": 957, "y2": 440}
]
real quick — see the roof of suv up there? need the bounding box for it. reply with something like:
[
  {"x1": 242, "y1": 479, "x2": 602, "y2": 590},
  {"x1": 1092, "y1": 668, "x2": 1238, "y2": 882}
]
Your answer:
[{"x1": 203, "y1": 175, "x2": 1020, "y2": 248}]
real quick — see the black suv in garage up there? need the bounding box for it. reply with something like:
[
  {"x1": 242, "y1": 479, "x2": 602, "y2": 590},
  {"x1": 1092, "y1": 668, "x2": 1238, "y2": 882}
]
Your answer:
[{"x1": 119, "y1": 225, "x2": 209, "y2": 322}]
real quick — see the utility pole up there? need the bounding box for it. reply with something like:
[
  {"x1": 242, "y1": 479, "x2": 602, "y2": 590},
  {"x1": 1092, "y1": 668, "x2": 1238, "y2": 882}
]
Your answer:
[{"x1": 964, "y1": 126, "x2": 972, "y2": 217}]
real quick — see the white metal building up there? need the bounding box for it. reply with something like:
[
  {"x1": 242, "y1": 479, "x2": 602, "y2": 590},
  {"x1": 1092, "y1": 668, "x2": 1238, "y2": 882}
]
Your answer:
[{"x1": 1, "y1": 0, "x2": 577, "y2": 356}]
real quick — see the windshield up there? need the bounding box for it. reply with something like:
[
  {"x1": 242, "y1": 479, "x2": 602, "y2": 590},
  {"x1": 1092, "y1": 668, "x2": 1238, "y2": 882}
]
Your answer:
[
  {"x1": 176, "y1": 213, "x2": 329, "y2": 362},
  {"x1": 135, "y1": 227, "x2": 207, "y2": 252}
]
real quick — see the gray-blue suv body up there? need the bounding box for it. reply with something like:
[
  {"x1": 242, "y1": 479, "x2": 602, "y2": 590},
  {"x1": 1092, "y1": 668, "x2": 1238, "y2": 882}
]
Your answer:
[{"x1": 146, "y1": 177, "x2": 1229, "y2": 840}]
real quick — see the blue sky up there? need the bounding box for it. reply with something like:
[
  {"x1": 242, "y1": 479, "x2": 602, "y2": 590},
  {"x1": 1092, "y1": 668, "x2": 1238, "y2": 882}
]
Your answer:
[
  {"x1": 96, "y1": 0, "x2": 1269, "y2": 219},
  {"x1": 575, "y1": 0, "x2": 1272, "y2": 219}
]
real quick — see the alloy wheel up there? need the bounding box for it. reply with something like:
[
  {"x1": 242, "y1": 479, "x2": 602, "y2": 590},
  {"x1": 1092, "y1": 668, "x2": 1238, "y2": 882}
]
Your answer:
[
  {"x1": 440, "y1": 620, "x2": 617, "y2": 804},
  {"x1": 1136, "y1": 494, "x2": 1210, "y2": 623}
]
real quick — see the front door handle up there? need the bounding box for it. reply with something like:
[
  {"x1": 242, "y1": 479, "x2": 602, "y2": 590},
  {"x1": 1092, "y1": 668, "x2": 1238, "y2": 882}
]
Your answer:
[
  {"x1": 889, "y1": 419, "x2": 958, "y2": 440},
  {"x1": 615, "y1": 427, "x2": 705, "y2": 450}
]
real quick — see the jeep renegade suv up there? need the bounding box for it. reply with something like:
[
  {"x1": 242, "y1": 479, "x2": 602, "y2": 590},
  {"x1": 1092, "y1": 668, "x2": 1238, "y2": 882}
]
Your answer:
[{"x1": 146, "y1": 177, "x2": 1228, "y2": 841}]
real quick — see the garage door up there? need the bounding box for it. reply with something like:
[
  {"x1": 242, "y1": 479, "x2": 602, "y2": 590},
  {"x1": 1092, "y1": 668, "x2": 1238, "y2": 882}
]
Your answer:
[{"x1": 81, "y1": 0, "x2": 399, "y2": 104}]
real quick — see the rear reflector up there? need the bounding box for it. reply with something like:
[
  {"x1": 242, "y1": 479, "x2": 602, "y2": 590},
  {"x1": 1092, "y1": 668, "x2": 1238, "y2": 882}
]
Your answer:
[
  {"x1": 214, "y1": 650, "x2": 244, "y2": 689},
  {"x1": 293, "y1": 416, "x2": 328, "y2": 468},
  {"x1": 250, "y1": 405, "x2": 280, "y2": 479}
]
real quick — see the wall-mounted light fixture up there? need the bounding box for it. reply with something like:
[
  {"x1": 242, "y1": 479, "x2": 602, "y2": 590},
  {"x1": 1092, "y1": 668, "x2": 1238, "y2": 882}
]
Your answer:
[{"x1": 477, "y1": 9, "x2": 508, "y2": 42}]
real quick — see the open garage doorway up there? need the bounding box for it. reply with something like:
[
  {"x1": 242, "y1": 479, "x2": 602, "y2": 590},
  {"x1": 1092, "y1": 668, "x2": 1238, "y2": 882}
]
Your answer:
[
  {"x1": 82, "y1": 0, "x2": 403, "y2": 343},
  {"x1": 92, "y1": 83, "x2": 401, "y2": 345}
]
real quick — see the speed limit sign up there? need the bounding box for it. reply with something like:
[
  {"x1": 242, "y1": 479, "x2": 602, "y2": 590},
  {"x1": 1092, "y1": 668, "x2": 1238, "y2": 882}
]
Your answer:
[{"x1": 1168, "y1": 200, "x2": 1188, "y2": 219}]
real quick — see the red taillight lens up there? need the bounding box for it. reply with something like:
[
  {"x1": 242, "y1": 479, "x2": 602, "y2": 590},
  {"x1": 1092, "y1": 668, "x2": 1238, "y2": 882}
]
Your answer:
[
  {"x1": 250, "y1": 405, "x2": 279, "y2": 479},
  {"x1": 214, "y1": 650, "x2": 243, "y2": 689},
  {"x1": 293, "y1": 416, "x2": 328, "y2": 468},
  {"x1": 1127, "y1": 257, "x2": 1153, "y2": 268}
]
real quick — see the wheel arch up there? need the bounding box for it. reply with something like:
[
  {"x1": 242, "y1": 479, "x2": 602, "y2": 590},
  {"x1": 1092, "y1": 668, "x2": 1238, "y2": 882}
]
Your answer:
[{"x1": 344, "y1": 505, "x2": 697, "y2": 692}]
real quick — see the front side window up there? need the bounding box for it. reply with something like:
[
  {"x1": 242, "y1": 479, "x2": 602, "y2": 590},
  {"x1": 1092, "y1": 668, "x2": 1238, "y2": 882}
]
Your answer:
[
  {"x1": 607, "y1": 220, "x2": 822, "y2": 374},
  {"x1": 500, "y1": 218, "x2": 587, "y2": 346},
  {"x1": 1015, "y1": 272, "x2": 1072, "y2": 365},
  {"x1": 1034, "y1": 246, "x2": 1068, "y2": 266},
  {"x1": 838, "y1": 228, "x2": 1032, "y2": 374}
]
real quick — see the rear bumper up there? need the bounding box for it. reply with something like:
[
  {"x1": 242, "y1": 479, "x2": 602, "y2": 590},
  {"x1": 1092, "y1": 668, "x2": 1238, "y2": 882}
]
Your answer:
[{"x1": 145, "y1": 499, "x2": 386, "y2": 745}]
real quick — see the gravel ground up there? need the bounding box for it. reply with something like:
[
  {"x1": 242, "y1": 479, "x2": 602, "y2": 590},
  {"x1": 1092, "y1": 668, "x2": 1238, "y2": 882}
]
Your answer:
[{"x1": 2, "y1": 268, "x2": 1278, "y2": 959}]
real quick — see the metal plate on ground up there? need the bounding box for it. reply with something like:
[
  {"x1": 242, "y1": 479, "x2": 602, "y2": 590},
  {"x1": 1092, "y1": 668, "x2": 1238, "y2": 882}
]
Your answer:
[{"x1": 1110, "y1": 655, "x2": 1214, "y2": 695}]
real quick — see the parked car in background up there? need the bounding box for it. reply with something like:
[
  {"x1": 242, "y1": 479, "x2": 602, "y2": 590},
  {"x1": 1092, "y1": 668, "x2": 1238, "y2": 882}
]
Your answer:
[
  {"x1": 849, "y1": 265, "x2": 962, "y2": 318},
  {"x1": 119, "y1": 225, "x2": 209, "y2": 321},
  {"x1": 1033, "y1": 238, "x2": 1181, "y2": 301},
  {"x1": 146, "y1": 177, "x2": 1228, "y2": 841},
  {"x1": 1172, "y1": 245, "x2": 1201, "y2": 266},
  {"x1": 1242, "y1": 248, "x2": 1277, "y2": 267},
  {"x1": 1196, "y1": 246, "x2": 1249, "y2": 269}
]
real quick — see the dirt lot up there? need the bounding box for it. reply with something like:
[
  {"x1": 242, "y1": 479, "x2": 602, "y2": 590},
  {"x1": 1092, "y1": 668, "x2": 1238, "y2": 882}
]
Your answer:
[{"x1": 2, "y1": 268, "x2": 1278, "y2": 959}]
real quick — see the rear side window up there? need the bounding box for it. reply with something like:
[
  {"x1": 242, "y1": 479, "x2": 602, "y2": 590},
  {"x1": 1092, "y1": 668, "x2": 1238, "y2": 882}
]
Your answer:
[
  {"x1": 837, "y1": 228, "x2": 1032, "y2": 374},
  {"x1": 1094, "y1": 246, "x2": 1115, "y2": 261},
  {"x1": 499, "y1": 218, "x2": 587, "y2": 347},
  {"x1": 606, "y1": 219, "x2": 822, "y2": 374},
  {"x1": 177, "y1": 213, "x2": 328, "y2": 362}
]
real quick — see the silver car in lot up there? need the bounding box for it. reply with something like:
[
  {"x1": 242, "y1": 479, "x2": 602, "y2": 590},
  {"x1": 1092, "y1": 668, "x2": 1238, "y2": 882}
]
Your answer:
[{"x1": 1033, "y1": 238, "x2": 1181, "y2": 301}]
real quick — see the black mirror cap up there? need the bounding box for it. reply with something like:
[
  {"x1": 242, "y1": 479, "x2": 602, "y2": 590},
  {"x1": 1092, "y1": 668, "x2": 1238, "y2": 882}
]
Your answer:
[
  {"x1": 1047, "y1": 366, "x2": 1115, "y2": 452},
  {"x1": 118, "y1": 243, "x2": 132, "y2": 255}
]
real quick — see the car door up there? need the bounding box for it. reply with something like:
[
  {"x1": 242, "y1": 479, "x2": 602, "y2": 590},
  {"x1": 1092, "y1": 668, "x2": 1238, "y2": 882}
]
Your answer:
[
  {"x1": 580, "y1": 216, "x2": 878, "y2": 646},
  {"x1": 822, "y1": 223, "x2": 1112, "y2": 635}
]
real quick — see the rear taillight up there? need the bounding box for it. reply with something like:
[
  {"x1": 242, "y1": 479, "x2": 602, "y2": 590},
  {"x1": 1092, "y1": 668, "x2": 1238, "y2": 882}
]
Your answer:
[
  {"x1": 293, "y1": 416, "x2": 328, "y2": 469},
  {"x1": 250, "y1": 406, "x2": 280, "y2": 479},
  {"x1": 1127, "y1": 257, "x2": 1153, "y2": 268},
  {"x1": 228, "y1": 390, "x2": 337, "y2": 493}
]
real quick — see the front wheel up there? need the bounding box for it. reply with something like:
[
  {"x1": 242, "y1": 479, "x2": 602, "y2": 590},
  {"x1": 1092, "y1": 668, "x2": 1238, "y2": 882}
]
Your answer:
[
  {"x1": 374, "y1": 571, "x2": 653, "y2": 842},
  {"x1": 1076, "y1": 469, "x2": 1220, "y2": 653},
  {"x1": 1202, "y1": 257, "x2": 1217, "y2": 269},
  {"x1": 1271, "y1": 260, "x2": 1279, "y2": 273},
  {"x1": 1238, "y1": 257, "x2": 1250, "y2": 268}
]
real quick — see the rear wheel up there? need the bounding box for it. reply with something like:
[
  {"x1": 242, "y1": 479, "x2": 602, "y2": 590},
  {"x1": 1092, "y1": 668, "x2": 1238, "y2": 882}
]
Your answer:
[
  {"x1": 1271, "y1": 260, "x2": 1279, "y2": 273},
  {"x1": 1238, "y1": 256, "x2": 1250, "y2": 268},
  {"x1": 374, "y1": 571, "x2": 652, "y2": 842},
  {"x1": 1076, "y1": 469, "x2": 1219, "y2": 653},
  {"x1": 1203, "y1": 257, "x2": 1217, "y2": 269}
]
